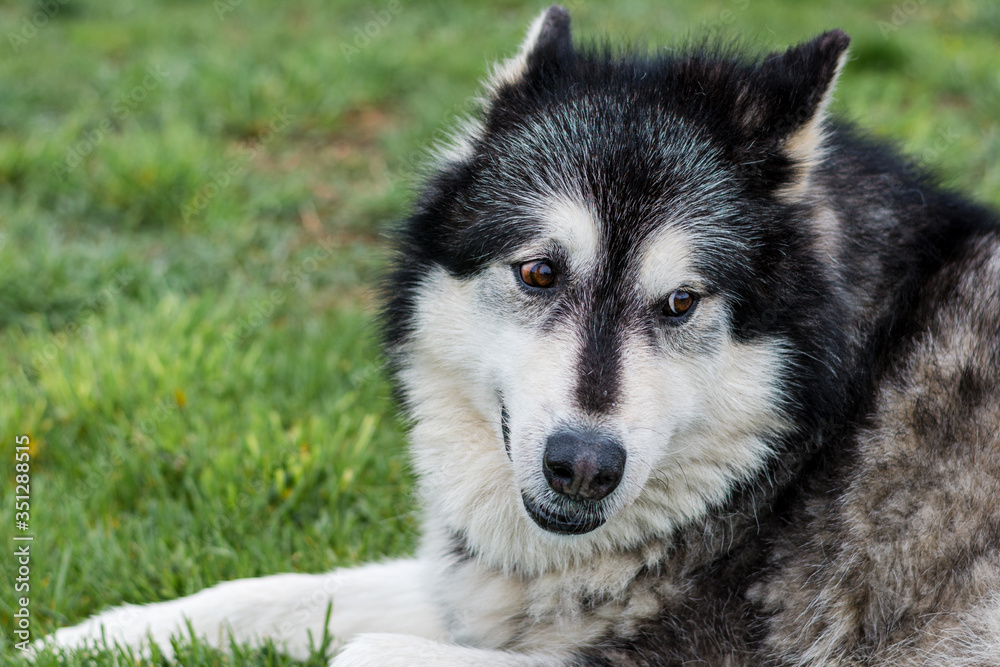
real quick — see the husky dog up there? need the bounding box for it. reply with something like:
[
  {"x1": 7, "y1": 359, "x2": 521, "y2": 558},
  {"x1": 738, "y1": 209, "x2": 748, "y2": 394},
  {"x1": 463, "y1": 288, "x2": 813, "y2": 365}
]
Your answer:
[{"x1": 45, "y1": 6, "x2": 1000, "y2": 666}]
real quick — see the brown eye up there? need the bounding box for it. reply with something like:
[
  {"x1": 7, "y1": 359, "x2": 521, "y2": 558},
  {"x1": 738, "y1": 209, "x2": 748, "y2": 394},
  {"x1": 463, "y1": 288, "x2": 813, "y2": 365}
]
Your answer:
[
  {"x1": 665, "y1": 289, "x2": 697, "y2": 318},
  {"x1": 519, "y1": 260, "x2": 557, "y2": 289}
]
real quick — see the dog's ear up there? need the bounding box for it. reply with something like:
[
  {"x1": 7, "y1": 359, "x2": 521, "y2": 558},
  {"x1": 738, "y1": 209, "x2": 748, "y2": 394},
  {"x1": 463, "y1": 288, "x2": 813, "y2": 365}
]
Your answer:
[
  {"x1": 739, "y1": 30, "x2": 850, "y2": 196},
  {"x1": 487, "y1": 5, "x2": 573, "y2": 96}
]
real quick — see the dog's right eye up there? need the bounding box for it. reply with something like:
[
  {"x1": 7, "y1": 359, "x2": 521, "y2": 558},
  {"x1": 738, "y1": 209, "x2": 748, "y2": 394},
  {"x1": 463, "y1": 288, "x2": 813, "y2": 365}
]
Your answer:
[{"x1": 518, "y1": 260, "x2": 557, "y2": 289}]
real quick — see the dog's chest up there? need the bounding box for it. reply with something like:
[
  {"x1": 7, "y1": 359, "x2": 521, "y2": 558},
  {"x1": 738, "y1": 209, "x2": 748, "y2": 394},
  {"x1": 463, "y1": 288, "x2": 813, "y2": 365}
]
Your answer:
[{"x1": 436, "y1": 551, "x2": 684, "y2": 652}]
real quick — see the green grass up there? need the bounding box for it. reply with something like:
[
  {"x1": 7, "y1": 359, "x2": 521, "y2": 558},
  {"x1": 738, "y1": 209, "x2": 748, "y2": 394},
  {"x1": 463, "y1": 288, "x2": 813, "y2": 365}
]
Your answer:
[{"x1": 2, "y1": 0, "x2": 998, "y2": 663}]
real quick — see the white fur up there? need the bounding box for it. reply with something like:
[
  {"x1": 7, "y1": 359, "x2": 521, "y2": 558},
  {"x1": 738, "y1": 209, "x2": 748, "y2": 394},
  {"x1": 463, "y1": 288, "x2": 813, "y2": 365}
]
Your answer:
[
  {"x1": 537, "y1": 196, "x2": 602, "y2": 272},
  {"x1": 333, "y1": 633, "x2": 567, "y2": 667},
  {"x1": 616, "y1": 330, "x2": 790, "y2": 532},
  {"x1": 40, "y1": 561, "x2": 444, "y2": 660},
  {"x1": 638, "y1": 224, "x2": 700, "y2": 296},
  {"x1": 432, "y1": 115, "x2": 484, "y2": 168}
]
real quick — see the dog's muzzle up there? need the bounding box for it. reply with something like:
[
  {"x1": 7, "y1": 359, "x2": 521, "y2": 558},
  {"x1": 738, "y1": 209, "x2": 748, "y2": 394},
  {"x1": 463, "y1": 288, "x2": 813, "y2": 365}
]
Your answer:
[{"x1": 522, "y1": 428, "x2": 626, "y2": 535}]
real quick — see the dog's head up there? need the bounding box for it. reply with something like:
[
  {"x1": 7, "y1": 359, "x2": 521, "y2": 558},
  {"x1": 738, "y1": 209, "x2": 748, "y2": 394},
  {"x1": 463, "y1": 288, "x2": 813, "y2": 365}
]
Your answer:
[{"x1": 384, "y1": 6, "x2": 850, "y2": 572}]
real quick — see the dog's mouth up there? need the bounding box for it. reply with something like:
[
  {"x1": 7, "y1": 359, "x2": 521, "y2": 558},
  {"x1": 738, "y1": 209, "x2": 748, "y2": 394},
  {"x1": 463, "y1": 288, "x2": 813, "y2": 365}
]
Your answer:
[{"x1": 521, "y1": 493, "x2": 607, "y2": 535}]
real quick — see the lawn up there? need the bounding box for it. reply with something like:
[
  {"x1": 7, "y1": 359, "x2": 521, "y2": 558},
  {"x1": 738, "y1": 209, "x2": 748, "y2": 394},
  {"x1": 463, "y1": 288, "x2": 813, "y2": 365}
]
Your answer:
[{"x1": 2, "y1": 0, "x2": 999, "y2": 664}]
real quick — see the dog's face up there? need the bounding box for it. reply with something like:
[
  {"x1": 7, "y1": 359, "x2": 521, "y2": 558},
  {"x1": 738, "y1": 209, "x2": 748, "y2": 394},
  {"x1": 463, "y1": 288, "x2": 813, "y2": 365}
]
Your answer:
[{"x1": 386, "y1": 7, "x2": 850, "y2": 572}]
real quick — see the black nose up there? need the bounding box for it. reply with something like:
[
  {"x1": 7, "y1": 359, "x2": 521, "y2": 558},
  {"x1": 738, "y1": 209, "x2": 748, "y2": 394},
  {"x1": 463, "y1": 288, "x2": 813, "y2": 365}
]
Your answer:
[{"x1": 543, "y1": 430, "x2": 626, "y2": 501}]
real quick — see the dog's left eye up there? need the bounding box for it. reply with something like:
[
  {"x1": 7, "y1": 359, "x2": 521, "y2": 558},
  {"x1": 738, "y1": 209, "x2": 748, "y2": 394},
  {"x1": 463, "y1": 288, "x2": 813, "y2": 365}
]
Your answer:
[
  {"x1": 518, "y1": 260, "x2": 557, "y2": 289},
  {"x1": 664, "y1": 289, "x2": 698, "y2": 318}
]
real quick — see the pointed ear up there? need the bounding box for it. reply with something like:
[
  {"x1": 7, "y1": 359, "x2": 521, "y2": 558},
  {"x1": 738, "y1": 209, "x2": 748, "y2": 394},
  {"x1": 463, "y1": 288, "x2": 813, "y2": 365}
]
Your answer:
[
  {"x1": 740, "y1": 30, "x2": 850, "y2": 195},
  {"x1": 429, "y1": 7, "x2": 570, "y2": 172},
  {"x1": 487, "y1": 5, "x2": 573, "y2": 95}
]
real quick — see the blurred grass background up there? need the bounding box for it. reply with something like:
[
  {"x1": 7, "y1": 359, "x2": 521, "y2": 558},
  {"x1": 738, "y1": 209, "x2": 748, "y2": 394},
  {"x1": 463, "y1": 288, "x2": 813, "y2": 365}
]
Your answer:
[{"x1": 1, "y1": 0, "x2": 998, "y2": 663}]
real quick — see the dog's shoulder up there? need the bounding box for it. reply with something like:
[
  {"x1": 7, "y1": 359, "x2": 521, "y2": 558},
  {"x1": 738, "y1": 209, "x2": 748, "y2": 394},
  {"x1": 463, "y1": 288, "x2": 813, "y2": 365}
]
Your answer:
[{"x1": 756, "y1": 229, "x2": 1000, "y2": 664}]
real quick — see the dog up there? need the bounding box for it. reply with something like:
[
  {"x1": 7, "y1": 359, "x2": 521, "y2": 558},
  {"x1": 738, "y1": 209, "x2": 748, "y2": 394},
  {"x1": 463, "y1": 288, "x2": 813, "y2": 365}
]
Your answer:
[{"x1": 43, "y1": 6, "x2": 1000, "y2": 665}]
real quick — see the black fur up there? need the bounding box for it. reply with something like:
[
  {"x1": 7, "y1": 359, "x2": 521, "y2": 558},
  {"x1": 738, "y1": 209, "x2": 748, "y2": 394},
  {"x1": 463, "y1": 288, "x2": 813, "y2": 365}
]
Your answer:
[{"x1": 382, "y1": 8, "x2": 1000, "y2": 664}]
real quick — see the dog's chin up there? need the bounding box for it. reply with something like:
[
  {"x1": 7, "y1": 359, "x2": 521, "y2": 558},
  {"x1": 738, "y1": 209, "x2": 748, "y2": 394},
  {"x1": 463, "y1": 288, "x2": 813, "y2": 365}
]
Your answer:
[{"x1": 521, "y1": 493, "x2": 607, "y2": 535}]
